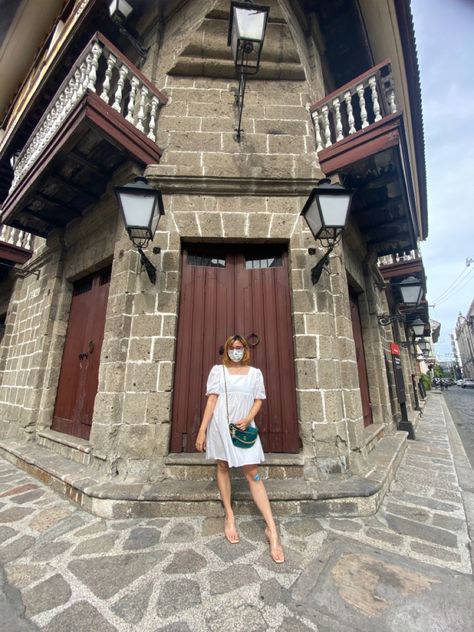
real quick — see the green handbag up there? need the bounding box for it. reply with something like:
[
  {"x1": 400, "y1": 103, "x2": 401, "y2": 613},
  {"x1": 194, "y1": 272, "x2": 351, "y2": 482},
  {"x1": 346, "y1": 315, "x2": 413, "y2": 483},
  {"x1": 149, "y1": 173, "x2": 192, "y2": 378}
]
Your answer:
[
  {"x1": 223, "y1": 366, "x2": 259, "y2": 449},
  {"x1": 229, "y1": 423, "x2": 259, "y2": 449}
]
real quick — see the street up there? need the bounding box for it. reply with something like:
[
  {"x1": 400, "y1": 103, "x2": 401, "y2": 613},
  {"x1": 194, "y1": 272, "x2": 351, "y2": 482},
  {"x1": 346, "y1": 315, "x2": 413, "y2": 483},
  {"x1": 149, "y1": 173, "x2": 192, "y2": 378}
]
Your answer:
[
  {"x1": 1, "y1": 394, "x2": 474, "y2": 631},
  {"x1": 443, "y1": 386, "x2": 474, "y2": 470}
]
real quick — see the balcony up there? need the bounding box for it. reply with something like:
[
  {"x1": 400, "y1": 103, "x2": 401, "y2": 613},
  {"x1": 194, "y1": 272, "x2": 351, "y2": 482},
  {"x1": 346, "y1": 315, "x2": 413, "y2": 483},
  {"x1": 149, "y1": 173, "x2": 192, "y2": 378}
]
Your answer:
[
  {"x1": 310, "y1": 60, "x2": 419, "y2": 257},
  {"x1": 0, "y1": 32, "x2": 168, "y2": 237},
  {"x1": 0, "y1": 224, "x2": 33, "y2": 279}
]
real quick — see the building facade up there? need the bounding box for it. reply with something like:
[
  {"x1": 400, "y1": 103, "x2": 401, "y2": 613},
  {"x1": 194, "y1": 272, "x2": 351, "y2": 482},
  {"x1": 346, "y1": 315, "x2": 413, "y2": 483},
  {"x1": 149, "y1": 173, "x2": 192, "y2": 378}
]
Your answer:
[
  {"x1": 0, "y1": 0, "x2": 429, "y2": 516},
  {"x1": 455, "y1": 301, "x2": 474, "y2": 379}
]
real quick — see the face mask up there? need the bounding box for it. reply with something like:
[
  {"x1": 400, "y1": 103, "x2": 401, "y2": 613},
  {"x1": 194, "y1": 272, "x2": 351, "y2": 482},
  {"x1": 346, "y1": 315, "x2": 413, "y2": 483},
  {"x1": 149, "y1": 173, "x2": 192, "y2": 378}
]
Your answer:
[{"x1": 228, "y1": 348, "x2": 244, "y2": 363}]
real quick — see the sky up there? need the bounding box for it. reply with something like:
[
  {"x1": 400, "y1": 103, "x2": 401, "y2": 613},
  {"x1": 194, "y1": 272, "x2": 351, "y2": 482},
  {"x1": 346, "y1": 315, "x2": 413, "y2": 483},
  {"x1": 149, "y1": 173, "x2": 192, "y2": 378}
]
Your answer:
[{"x1": 410, "y1": 0, "x2": 474, "y2": 361}]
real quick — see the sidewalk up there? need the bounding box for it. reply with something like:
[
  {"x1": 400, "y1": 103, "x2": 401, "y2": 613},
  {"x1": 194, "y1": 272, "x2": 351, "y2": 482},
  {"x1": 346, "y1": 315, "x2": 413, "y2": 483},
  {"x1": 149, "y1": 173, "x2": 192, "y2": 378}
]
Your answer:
[{"x1": 0, "y1": 393, "x2": 473, "y2": 631}]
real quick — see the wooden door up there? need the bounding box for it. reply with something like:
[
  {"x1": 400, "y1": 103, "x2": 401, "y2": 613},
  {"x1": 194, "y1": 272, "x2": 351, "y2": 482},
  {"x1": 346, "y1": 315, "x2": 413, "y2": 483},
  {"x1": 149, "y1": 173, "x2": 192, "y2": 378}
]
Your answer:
[
  {"x1": 52, "y1": 266, "x2": 111, "y2": 440},
  {"x1": 349, "y1": 289, "x2": 373, "y2": 427},
  {"x1": 171, "y1": 243, "x2": 299, "y2": 453}
]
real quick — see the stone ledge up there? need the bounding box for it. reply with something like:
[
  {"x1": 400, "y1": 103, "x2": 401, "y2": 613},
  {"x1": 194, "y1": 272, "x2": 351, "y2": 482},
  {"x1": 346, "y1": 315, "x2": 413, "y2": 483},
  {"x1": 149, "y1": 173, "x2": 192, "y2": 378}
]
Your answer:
[{"x1": 0, "y1": 431, "x2": 407, "y2": 519}]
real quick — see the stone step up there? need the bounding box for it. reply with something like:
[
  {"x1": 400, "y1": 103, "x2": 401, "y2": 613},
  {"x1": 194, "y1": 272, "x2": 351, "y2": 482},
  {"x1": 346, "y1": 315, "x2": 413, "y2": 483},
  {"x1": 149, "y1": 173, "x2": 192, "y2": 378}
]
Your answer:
[
  {"x1": 163, "y1": 453, "x2": 305, "y2": 481},
  {"x1": 0, "y1": 430, "x2": 407, "y2": 519}
]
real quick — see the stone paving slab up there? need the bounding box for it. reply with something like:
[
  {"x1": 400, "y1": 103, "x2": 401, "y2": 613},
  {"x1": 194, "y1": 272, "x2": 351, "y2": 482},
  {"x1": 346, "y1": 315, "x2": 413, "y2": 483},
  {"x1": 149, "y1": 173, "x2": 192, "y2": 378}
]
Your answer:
[{"x1": 0, "y1": 394, "x2": 473, "y2": 631}]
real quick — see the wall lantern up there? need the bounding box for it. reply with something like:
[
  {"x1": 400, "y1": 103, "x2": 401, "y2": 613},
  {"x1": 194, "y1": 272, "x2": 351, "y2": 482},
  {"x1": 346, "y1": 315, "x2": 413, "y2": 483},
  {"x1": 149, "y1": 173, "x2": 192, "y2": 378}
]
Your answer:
[
  {"x1": 410, "y1": 318, "x2": 427, "y2": 337},
  {"x1": 396, "y1": 276, "x2": 423, "y2": 306},
  {"x1": 228, "y1": 1, "x2": 270, "y2": 141},
  {"x1": 301, "y1": 178, "x2": 354, "y2": 284},
  {"x1": 109, "y1": 0, "x2": 148, "y2": 58},
  {"x1": 418, "y1": 339, "x2": 429, "y2": 352},
  {"x1": 377, "y1": 313, "x2": 405, "y2": 326},
  {"x1": 114, "y1": 176, "x2": 165, "y2": 284}
]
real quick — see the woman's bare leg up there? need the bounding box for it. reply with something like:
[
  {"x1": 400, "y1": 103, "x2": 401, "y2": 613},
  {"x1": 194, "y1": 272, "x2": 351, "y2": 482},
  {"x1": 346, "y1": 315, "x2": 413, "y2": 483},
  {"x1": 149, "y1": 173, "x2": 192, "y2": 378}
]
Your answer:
[
  {"x1": 242, "y1": 464, "x2": 284, "y2": 562},
  {"x1": 216, "y1": 459, "x2": 239, "y2": 543}
]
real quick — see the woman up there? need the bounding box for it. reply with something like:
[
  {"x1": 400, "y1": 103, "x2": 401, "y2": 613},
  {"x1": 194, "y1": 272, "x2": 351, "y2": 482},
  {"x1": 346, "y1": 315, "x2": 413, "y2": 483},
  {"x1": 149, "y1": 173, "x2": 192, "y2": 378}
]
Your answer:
[{"x1": 195, "y1": 334, "x2": 284, "y2": 564}]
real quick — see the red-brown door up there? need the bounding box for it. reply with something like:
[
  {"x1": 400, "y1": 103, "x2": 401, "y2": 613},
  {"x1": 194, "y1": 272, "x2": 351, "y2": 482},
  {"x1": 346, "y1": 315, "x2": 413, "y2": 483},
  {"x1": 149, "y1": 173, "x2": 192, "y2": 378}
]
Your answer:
[
  {"x1": 171, "y1": 243, "x2": 299, "y2": 453},
  {"x1": 52, "y1": 266, "x2": 111, "y2": 440},
  {"x1": 349, "y1": 289, "x2": 373, "y2": 427}
]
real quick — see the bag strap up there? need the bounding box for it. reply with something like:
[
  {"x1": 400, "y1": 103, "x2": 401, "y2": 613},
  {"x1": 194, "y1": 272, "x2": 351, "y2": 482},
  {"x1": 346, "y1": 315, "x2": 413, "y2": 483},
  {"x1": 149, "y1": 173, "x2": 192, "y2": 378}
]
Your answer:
[{"x1": 222, "y1": 365, "x2": 230, "y2": 427}]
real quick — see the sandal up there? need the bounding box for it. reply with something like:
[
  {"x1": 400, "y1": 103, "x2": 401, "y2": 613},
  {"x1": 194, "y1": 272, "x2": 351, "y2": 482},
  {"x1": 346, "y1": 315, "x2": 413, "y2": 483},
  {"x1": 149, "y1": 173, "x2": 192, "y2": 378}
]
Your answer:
[
  {"x1": 265, "y1": 527, "x2": 285, "y2": 563},
  {"x1": 224, "y1": 519, "x2": 240, "y2": 544}
]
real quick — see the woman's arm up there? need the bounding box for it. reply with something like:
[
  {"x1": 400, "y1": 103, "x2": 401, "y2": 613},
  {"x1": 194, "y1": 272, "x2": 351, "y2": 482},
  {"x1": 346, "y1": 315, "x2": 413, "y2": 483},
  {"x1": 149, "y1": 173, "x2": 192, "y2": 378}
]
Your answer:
[
  {"x1": 234, "y1": 399, "x2": 263, "y2": 430},
  {"x1": 195, "y1": 393, "x2": 218, "y2": 452}
]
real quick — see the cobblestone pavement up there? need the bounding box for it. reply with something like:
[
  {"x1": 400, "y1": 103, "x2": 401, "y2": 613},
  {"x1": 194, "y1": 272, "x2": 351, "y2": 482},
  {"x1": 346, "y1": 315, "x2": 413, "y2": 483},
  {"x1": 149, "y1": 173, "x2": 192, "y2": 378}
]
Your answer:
[{"x1": 1, "y1": 394, "x2": 473, "y2": 632}]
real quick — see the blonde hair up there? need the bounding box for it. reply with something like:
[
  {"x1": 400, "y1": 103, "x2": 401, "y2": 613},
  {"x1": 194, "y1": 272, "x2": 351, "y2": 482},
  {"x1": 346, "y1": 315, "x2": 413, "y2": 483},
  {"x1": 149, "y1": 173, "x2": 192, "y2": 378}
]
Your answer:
[{"x1": 222, "y1": 334, "x2": 251, "y2": 367}]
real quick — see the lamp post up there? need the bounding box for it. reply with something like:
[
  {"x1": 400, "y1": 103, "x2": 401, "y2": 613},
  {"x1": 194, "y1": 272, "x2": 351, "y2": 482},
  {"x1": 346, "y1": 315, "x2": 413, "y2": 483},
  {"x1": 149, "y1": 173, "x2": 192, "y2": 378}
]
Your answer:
[
  {"x1": 114, "y1": 176, "x2": 165, "y2": 284},
  {"x1": 301, "y1": 179, "x2": 354, "y2": 283},
  {"x1": 228, "y1": 1, "x2": 270, "y2": 141}
]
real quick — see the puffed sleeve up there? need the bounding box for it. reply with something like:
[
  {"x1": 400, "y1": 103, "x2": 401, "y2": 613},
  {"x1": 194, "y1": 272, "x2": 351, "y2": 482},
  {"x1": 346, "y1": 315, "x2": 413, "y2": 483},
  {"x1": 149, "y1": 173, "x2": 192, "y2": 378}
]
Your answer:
[
  {"x1": 254, "y1": 368, "x2": 266, "y2": 400},
  {"x1": 206, "y1": 365, "x2": 222, "y2": 396}
]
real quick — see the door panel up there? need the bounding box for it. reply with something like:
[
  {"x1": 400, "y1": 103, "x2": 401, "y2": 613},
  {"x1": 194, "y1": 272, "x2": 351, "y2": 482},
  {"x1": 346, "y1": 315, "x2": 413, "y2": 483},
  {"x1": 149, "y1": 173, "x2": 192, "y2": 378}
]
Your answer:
[
  {"x1": 349, "y1": 289, "x2": 373, "y2": 427},
  {"x1": 171, "y1": 244, "x2": 299, "y2": 453},
  {"x1": 52, "y1": 266, "x2": 111, "y2": 440}
]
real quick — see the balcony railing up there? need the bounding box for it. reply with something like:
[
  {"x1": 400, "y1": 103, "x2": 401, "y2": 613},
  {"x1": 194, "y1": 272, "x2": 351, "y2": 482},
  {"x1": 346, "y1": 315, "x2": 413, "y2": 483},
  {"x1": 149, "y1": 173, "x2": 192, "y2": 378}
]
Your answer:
[
  {"x1": 377, "y1": 249, "x2": 420, "y2": 267},
  {"x1": 0, "y1": 225, "x2": 32, "y2": 250},
  {"x1": 9, "y1": 32, "x2": 168, "y2": 195},
  {"x1": 309, "y1": 60, "x2": 397, "y2": 153}
]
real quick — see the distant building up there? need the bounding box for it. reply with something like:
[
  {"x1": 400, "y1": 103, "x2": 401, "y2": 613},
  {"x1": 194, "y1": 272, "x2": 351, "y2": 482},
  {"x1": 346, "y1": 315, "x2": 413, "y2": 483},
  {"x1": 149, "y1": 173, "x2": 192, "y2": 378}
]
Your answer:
[{"x1": 455, "y1": 301, "x2": 474, "y2": 378}]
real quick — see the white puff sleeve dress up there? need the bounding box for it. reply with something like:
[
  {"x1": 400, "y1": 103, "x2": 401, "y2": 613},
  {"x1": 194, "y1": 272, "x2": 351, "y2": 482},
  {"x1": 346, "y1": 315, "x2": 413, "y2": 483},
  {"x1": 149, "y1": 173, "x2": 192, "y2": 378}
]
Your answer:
[{"x1": 205, "y1": 364, "x2": 266, "y2": 467}]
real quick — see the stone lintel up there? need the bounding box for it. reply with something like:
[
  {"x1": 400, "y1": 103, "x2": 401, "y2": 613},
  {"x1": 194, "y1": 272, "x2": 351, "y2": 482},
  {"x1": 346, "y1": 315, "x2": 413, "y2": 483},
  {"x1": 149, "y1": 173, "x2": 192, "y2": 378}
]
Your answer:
[{"x1": 145, "y1": 171, "x2": 319, "y2": 196}]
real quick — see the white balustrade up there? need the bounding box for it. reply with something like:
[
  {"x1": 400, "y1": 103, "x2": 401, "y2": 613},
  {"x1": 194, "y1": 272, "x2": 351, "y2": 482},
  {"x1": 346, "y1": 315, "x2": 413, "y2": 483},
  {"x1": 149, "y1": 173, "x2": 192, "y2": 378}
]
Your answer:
[
  {"x1": 0, "y1": 224, "x2": 33, "y2": 250},
  {"x1": 310, "y1": 61, "x2": 397, "y2": 154},
  {"x1": 377, "y1": 249, "x2": 420, "y2": 267},
  {"x1": 9, "y1": 33, "x2": 167, "y2": 195}
]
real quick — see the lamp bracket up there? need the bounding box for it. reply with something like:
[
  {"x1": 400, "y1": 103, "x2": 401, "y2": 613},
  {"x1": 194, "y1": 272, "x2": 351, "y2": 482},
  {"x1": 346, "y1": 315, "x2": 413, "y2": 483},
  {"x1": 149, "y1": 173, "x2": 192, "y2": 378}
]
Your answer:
[
  {"x1": 310, "y1": 244, "x2": 334, "y2": 285},
  {"x1": 136, "y1": 245, "x2": 157, "y2": 284},
  {"x1": 377, "y1": 313, "x2": 405, "y2": 326},
  {"x1": 112, "y1": 19, "x2": 149, "y2": 59}
]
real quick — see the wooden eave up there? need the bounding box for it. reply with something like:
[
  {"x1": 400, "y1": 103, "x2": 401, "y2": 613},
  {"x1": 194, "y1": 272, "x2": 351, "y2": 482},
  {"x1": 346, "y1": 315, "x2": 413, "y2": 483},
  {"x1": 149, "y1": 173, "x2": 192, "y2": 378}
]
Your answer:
[
  {"x1": 0, "y1": 241, "x2": 32, "y2": 265},
  {"x1": 378, "y1": 258, "x2": 423, "y2": 280},
  {"x1": 319, "y1": 112, "x2": 418, "y2": 257}
]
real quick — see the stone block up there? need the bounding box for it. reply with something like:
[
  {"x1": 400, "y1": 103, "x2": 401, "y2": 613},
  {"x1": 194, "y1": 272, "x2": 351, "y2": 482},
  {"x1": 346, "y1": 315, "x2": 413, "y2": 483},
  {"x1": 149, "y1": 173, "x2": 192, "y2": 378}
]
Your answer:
[
  {"x1": 117, "y1": 425, "x2": 156, "y2": 458},
  {"x1": 122, "y1": 393, "x2": 149, "y2": 425},
  {"x1": 100, "y1": 362, "x2": 126, "y2": 392},
  {"x1": 254, "y1": 119, "x2": 309, "y2": 135},
  {"x1": 292, "y1": 290, "x2": 315, "y2": 313},
  {"x1": 200, "y1": 116, "x2": 234, "y2": 133},
  {"x1": 199, "y1": 213, "x2": 224, "y2": 237},
  {"x1": 269, "y1": 214, "x2": 298, "y2": 238},
  {"x1": 247, "y1": 213, "x2": 272, "y2": 237},
  {"x1": 128, "y1": 338, "x2": 153, "y2": 362},
  {"x1": 171, "y1": 131, "x2": 222, "y2": 152},
  {"x1": 125, "y1": 363, "x2": 159, "y2": 393},
  {"x1": 158, "y1": 362, "x2": 173, "y2": 392},
  {"x1": 268, "y1": 134, "x2": 306, "y2": 155},
  {"x1": 157, "y1": 291, "x2": 178, "y2": 313},
  {"x1": 133, "y1": 291, "x2": 157, "y2": 315},
  {"x1": 173, "y1": 212, "x2": 200, "y2": 236},
  {"x1": 222, "y1": 213, "x2": 247, "y2": 237},
  {"x1": 161, "y1": 251, "x2": 180, "y2": 273},
  {"x1": 162, "y1": 151, "x2": 202, "y2": 170},
  {"x1": 323, "y1": 391, "x2": 345, "y2": 424},
  {"x1": 152, "y1": 337, "x2": 176, "y2": 362},
  {"x1": 93, "y1": 393, "x2": 124, "y2": 423},
  {"x1": 262, "y1": 104, "x2": 308, "y2": 121},
  {"x1": 291, "y1": 269, "x2": 304, "y2": 290},
  {"x1": 294, "y1": 335, "x2": 317, "y2": 359},
  {"x1": 222, "y1": 132, "x2": 268, "y2": 154},
  {"x1": 159, "y1": 115, "x2": 202, "y2": 132},
  {"x1": 295, "y1": 359, "x2": 317, "y2": 389},
  {"x1": 317, "y1": 359, "x2": 341, "y2": 389},
  {"x1": 297, "y1": 390, "x2": 323, "y2": 422},
  {"x1": 161, "y1": 315, "x2": 177, "y2": 337},
  {"x1": 131, "y1": 315, "x2": 162, "y2": 338},
  {"x1": 342, "y1": 389, "x2": 362, "y2": 428},
  {"x1": 146, "y1": 392, "x2": 171, "y2": 424},
  {"x1": 318, "y1": 334, "x2": 338, "y2": 360}
]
